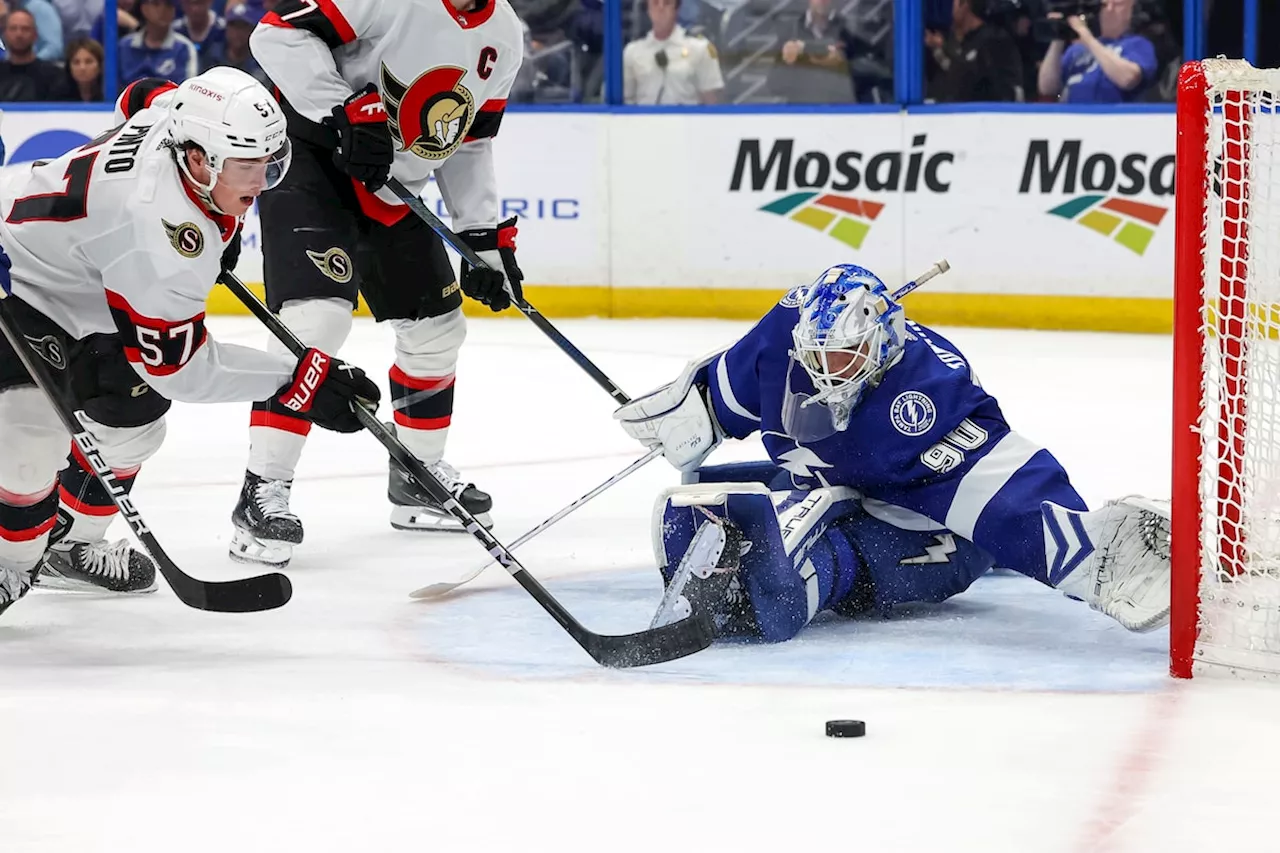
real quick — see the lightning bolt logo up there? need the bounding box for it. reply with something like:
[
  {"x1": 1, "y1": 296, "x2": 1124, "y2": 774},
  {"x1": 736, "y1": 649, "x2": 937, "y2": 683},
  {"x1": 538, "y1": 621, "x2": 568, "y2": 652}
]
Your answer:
[
  {"x1": 778, "y1": 445, "x2": 833, "y2": 481},
  {"x1": 901, "y1": 533, "x2": 957, "y2": 565}
]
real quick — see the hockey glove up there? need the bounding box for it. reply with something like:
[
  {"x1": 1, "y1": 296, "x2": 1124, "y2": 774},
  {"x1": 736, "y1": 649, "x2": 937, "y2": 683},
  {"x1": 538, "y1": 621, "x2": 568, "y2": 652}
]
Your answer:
[
  {"x1": 457, "y1": 216, "x2": 523, "y2": 312},
  {"x1": 0, "y1": 244, "x2": 10, "y2": 296},
  {"x1": 275, "y1": 348, "x2": 381, "y2": 434},
  {"x1": 221, "y1": 225, "x2": 242, "y2": 274},
  {"x1": 615, "y1": 379, "x2": 723, "y2": 472},
  {"x1": 323, "y1": 84, "x2": 394, "y2": 192}
]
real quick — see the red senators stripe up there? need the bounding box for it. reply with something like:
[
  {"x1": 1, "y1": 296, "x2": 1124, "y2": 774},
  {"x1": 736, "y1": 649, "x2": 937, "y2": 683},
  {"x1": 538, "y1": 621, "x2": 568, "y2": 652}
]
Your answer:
[
  {"x1": 389, "y1": 365, "x2": 455, "y2": 392},
  {"x1": 262, "y1": 0, "x2": 357, "y2": 43},
  {"x1": 250, "y1": 410, "x2": 314, "y2": 436},
  {"x1": 69, "y1": 443, "x2": 140, "y2": 481},
  {"x1": 58, "y1": 486, "x2": 118, "y2": 517},
  {"x1": 393, "y1": 412, "x2": 452, "y2": 431},
  {"x1": 351, "y1": 180, "x2": 409, "y2": 226},
  {"x1": 0, "y1": 516, "x2": 55, "y2": 542},
  {"x1": 480, "y1": 98, "x2": 507, "y2": 112}
]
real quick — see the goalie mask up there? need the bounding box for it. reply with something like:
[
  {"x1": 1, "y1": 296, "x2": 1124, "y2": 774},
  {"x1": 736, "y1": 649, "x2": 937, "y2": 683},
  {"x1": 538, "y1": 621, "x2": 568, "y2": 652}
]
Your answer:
[{"x1": 784, "y1": 264, "x2": 905, "y2": 440}]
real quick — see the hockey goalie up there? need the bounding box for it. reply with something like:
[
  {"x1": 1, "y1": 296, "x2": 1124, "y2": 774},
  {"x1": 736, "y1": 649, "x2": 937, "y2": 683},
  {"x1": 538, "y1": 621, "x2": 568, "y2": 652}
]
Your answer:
[{"x1": 614, "y1": 263, "x2": 1171, "y2": 642}]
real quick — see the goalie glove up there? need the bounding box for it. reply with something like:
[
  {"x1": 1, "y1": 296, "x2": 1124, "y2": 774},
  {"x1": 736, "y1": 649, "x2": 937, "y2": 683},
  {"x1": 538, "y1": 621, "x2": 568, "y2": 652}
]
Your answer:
[{"x1": 614, "y1": 353, "x2": 726, "y2": 471}]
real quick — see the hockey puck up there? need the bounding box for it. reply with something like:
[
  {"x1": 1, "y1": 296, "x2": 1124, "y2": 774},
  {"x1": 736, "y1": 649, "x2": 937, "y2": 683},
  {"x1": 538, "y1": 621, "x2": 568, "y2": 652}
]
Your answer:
[{"x1": 825, "y1": 720, "x2": 866, "y2": 738}]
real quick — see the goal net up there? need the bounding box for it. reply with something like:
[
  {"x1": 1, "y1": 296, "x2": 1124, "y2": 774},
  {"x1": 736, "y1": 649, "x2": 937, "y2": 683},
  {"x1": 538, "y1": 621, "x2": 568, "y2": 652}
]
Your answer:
[{"x1": 1174, "y1": 59, "x2": 1280, "y2": 679}]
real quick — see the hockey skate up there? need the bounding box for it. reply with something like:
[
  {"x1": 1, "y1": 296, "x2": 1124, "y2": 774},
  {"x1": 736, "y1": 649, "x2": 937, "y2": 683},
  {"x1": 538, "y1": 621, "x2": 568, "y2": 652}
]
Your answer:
[
  {"x1": 0, "y1": 563, "x2": 38, "y2": 617},
  {"x1": 388, "y1": 452, "x2": 493, "y2": 531},
  {"x1": 1046, "y1": 496, "x2": 1172, "y2": 632},
  {"x1": 38, "y1": 539, "x2": 158, "y2": 593},
  {"x1": 229, "y1": 470, "x2": 303, "y2": 567},
  {"x1": 651, "y1": 515, "x2": 755, "y2": 637}
]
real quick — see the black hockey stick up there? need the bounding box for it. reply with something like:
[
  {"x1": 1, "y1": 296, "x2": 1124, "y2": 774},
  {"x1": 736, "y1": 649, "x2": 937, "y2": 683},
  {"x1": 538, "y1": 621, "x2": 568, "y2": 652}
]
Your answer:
[
  {"x1": 220, "y1": 272, "x2": 713, "y2": 667},
  {"x1": 384, "y1": 178, "x2": 630, "y2": 405},
  {"x1": 0, "y1": 296, "x2": 292, "y2": 613}
]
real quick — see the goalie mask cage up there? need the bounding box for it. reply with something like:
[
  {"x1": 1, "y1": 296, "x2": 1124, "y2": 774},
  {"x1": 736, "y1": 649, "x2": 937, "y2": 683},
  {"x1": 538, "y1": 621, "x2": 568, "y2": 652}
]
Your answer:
[{"x1": 1173, "y1": 59, "x2": 1280, "y2": 679}]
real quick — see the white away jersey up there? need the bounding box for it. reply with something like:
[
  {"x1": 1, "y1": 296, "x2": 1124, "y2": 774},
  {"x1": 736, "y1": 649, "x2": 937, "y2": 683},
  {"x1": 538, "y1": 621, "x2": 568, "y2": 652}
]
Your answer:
[
  {"x1": 0, "y1": 98, "x2": 295, "y2": 405},
  {"x1": 251, "y1": 0, "x2": 523, "y2": 229}
]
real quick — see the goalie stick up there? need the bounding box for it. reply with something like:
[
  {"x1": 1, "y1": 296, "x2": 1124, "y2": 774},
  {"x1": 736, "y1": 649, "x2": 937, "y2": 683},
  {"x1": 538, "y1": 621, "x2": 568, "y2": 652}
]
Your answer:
[
  {"x1": 384, "y1": 178, "x2": 630, "y2": 404},
  {"x1": 220, "y1": 272, "x2": 714, "y2": 668},
  {"x1": 409, "y1": 446, "x2": 664, "y2": 599},
  {"x1": 407, "y1": 261, "x2": 953, "y2": 601},
  {"x1": 0, "y1": 297, "x2": 292, "y2": 613}
]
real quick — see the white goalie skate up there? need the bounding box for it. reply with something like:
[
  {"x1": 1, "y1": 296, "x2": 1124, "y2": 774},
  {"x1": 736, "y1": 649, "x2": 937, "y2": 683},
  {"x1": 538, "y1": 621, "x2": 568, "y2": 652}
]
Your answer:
[{"x1": 1047, "y1": 496, "x2": 1172, "y2": 632}]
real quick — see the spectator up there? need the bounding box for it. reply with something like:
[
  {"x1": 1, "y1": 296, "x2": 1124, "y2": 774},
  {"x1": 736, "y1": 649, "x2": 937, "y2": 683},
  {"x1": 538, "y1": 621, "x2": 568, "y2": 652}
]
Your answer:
[
  {"x1": 93, "y1": 0, "x2": 141, "y2": 43},
  {"x1": 51, "y1": 0, "x2": 101, "y2": 39},
  {"x1": 174, "y1": 0, "x2": 226, "y2": 71},
  {"x1": 119, "y1": 0, "x2": 197, "y2": 86},
  {"x1": 1037, "y1": 0, "x2": 1157, "y2": 103},
  {"x1": 0, "y1": 8, "x2": 63, "y2": 100},
  {"x1": 925, "y1": 0, "x2": 1023, "y2": 102},
  {"x1": 623, "y1": 0, "x2": 722, "y2": 105},
  {"x1": 53, "y1": 36, "x2": 105, "y2": 100},
  {"x1": 218, "y1": 2, "x2": 265, "y2": 83},
  {"x1": 20, "y1": 0, "x2": 65, "y2": 61},
  {"x1": 770, "y1": 0, "x2": 857, "y2": 104}
]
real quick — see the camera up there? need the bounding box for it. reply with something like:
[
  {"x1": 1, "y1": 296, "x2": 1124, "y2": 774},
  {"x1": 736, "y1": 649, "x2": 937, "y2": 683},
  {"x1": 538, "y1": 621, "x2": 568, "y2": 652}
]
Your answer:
[{"x1": 1033, "y1": 0, "x2": 1101, "y2": 42}]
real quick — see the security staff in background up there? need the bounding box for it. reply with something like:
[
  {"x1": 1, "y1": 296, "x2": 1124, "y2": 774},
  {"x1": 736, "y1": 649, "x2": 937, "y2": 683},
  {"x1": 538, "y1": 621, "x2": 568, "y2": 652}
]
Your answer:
[
  {"x1": 925, "y1": 0, "x2": 1024, "y2": 102},
  {"x1": 623, "y1": 0, "x2": 724, "y2": 105}
]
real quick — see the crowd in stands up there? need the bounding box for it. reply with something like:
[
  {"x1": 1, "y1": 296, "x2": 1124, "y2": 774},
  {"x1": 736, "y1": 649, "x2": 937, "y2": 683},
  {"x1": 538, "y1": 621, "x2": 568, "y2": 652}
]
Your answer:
[{"x1": 0, "y1": 0, "x2": 1268, "y2": 107}]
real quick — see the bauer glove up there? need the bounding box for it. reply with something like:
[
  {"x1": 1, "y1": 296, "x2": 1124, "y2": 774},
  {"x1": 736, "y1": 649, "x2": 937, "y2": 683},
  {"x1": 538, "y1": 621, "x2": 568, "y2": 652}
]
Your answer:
[
  {"x1": 458, "y1": 216, "x2": 523, "y2": 312},
  {"x1": 275, "y1": 348, "x2": 380, "y2": 434},
  {"x1": 323, "y1": 84, "x2": 394, "y2": 192}
]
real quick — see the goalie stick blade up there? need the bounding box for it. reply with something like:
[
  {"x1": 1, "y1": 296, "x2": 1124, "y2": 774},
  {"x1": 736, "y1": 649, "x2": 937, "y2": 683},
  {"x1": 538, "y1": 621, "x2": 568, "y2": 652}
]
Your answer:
[
  {"x1": 574, "y1": 611, "x2": 716, "y2": 668},
  {"x1": 165, "y1": 568, "x2": 293, "y2": 613}
]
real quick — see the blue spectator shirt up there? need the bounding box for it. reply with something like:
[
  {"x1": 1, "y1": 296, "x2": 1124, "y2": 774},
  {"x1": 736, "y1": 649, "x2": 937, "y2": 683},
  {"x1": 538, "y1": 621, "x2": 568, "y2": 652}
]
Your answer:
[
  {"x1": 1060, "y1": 33, "x2": 1157, "y2": 103},
  {"x1": 21, "y1": 0, "x2": 66, "y2": 61},
  {"x1": 174, "y1": 14, "x2": 227, "y2": 72},
  {"x1": 119, "y1": 29, "x2": 198, "y2": 86}
]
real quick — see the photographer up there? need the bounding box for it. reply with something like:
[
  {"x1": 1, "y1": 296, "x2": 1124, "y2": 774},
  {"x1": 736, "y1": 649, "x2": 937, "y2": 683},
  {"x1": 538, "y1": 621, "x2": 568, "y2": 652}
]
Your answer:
[
  {"x1": 770, "y1": 0, "x2": 857, "y2": 103},
  {"x1": 925, "y1": 0, "x2": 1024, "y2": 102},
  {"x1": 623, "y1": 0, "x2": 723, "y2": 105},
  {"x1": 1037, "y1": 0, "x2": 1156, "y2": 103}
]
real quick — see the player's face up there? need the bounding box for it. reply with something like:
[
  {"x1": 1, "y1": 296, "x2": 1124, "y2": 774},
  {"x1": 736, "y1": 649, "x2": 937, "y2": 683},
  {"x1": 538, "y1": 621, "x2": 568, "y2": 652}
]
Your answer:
[
  {"x1": 212, "y1": 155, "x2": 277, "y2": 215},
  {"x1": 822, "y1": 346, "x2": 870, "y2": 380}
]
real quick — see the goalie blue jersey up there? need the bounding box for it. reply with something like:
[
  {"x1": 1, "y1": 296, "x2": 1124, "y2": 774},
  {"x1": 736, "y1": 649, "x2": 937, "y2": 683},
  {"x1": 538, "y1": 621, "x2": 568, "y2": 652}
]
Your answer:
[{"x1": 695, "y1": 290, "x2": 1087, "y2": 581}]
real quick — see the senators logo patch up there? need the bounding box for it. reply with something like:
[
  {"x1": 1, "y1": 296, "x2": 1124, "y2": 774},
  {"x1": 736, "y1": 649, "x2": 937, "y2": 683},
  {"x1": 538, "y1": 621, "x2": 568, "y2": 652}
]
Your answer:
[
  {"x1": 162, "y1": 220, "x2": 204, "y2": 258},
  {"x1": 380, "y1": 64, "x2": 475, "y2": 161},
  {"x1": 306, "y1": 247, "x2": 354, "y2": 284}
]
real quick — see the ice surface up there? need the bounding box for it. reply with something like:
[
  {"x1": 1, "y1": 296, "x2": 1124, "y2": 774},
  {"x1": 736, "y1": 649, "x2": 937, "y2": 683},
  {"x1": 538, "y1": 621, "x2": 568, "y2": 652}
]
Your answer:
[{"x1": 4, "y1": 317, "x2": 1279, "y2": 853}]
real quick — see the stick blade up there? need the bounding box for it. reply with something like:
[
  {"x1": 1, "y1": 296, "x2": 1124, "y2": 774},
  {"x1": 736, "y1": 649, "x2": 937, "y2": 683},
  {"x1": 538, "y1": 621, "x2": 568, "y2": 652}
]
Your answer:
[
  {"x1": 167, "y1": 570, "x2": 293, "y2": 613},
  {"x1": 408, "y1": 580, "x2": 466, "y2": 599},
  {"x1": 578, "y1": 612, "x2": 715, "y2": 668}
]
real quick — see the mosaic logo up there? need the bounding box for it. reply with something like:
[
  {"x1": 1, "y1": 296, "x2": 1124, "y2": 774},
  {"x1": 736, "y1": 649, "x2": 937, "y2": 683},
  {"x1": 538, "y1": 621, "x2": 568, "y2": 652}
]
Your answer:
[
  {"x1": 1046, "y1": 195, "x2": 1168, "y2": 256},
  {"x1": 757, "y1": 192, "x2": 884, "y2": 249},
  {"x1": 1020, "y1": 140, "x2": 1174, "y2": 255}
]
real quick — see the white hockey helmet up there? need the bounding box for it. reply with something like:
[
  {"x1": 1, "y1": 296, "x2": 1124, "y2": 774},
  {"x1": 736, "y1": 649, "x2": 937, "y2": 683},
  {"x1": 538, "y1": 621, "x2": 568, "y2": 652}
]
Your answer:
[{"x1": 167, "y1": 66, "x2": 291, "y2": 206}]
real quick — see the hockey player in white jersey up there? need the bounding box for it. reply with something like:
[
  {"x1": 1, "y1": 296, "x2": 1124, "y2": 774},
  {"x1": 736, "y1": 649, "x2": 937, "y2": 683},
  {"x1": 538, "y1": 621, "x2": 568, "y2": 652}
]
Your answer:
[
  {"x1": 0, "y1": 66, "x2": 381, "y2": 617},
  {"x1": 227, "y1": 0, "x2": 525, "y2": 567}
]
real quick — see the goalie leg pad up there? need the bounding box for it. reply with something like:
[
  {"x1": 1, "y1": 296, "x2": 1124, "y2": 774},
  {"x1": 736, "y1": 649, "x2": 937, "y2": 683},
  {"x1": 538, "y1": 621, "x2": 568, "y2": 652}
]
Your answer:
[{"x1": 655, "y1": 484, "x2": 997, "y2": 642}]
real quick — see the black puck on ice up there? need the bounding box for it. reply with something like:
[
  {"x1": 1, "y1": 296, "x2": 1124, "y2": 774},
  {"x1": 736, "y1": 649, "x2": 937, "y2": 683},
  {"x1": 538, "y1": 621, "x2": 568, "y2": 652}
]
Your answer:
[{"x1": 825, "y1": 719, "x2": 866, "y2": 738}]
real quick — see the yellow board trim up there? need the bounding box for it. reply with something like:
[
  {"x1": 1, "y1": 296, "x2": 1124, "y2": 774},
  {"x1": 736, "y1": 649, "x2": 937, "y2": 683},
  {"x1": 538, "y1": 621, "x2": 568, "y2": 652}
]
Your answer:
[{"x1": 206, "y1": 283, "x2": 1173, "y2": 334}]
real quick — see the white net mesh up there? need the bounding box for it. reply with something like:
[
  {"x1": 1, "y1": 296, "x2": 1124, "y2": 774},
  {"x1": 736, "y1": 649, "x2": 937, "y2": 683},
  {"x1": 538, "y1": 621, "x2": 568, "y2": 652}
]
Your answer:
[{"x1": 1194, "y1": 60, "x2": 1280, "y2": 677}]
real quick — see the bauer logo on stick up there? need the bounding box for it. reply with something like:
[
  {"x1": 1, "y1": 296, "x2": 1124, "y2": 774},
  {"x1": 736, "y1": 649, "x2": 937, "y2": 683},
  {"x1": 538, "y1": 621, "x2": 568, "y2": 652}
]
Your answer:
[
  {"x1": 306, "y1": 247, "x2": 354, "y2": 284},
  {"x1": 162, "y1": 220, "x2": 204, "y2": 259}
]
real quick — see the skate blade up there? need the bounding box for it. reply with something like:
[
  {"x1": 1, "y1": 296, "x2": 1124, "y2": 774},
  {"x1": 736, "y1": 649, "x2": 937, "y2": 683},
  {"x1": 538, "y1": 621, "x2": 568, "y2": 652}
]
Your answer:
[
  {"x1": 229, "y1": 527, "x2": 293, "y2": 568},
  {"x1": 34, "y1": 573, "x2": 158, "y2": 595},
  {"x1": 390, "y1": 505, "x2": 493, "y2": 532}
]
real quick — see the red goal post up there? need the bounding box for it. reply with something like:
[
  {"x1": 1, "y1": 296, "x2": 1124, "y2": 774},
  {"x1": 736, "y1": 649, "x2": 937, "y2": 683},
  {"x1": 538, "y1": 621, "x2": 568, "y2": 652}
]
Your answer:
[{"x1": 1173, "y1": 58, "x2": 1280, "y2": 679}]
